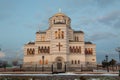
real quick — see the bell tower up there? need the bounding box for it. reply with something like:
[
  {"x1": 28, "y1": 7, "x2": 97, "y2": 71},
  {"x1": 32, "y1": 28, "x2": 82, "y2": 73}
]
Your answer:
[{"x1": 49, "y1": 12, "x2": 71, "y2": 63}]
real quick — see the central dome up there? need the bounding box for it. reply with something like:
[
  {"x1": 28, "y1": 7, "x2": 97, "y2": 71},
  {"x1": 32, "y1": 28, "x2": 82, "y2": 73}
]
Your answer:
[
  {"x1": 53, "y1": 12, "x2": 67, "y2": 17},
  {"x1": 49, "y1": 12, "x2": 71, "y2": 26}
]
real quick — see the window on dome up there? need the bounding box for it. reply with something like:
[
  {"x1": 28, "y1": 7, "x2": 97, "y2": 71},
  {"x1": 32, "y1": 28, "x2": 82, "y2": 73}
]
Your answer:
[{"x1": 54, "y1": 19, "x2": 65, "y2": 24}]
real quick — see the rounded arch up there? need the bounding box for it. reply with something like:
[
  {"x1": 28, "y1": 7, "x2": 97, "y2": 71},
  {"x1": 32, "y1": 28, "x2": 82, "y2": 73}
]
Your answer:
[
  {"x1": 45, "y1": 60, "x2": 48, "y2": 64},
  {"x1": 41, "y1": 46, "x2": 43, "y2": 53},
  {"x1": 44, "y1": 46, "x2": 46, "y2": 53},
  {"x1": 29, "y1": 48, "x2": 32, "y2": 55},
  {"x1": 78, "y1": 60, "x2": 80, "y2": 64},
  {"x1": 55, "y1": 56, "x2": 64, "y2": 62},
  {"x1": 32, "y1": 49, "x2": 35, "y2": 55},
  {"x1": 73, "y1": 46, "x2": 75, "y2": 53},
  {"x1": 38, "y1": 46, "x2": 40, "y2": 54},
  {"x1": 76, "y1": 46, "x2": 78, "y2": 53},
  {"x1": 27, "y1": 48, "x2": 29, "y2": 55},
  {"x1": 75, "y1": 60, "x2": 77, "y2": 64},
  {"x1": 71, "y1": 60, "x2": 74, "y2": 64},
  {"x1": 48, "y1": 46, "x2": 50, "y2": 53},
  {"x1": 79, "y1": 46, "x2": 81, "y2": 53}
]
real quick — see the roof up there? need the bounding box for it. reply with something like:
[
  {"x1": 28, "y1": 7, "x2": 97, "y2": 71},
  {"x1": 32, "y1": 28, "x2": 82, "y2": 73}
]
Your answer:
[
  {"x1": 36, "y1": 31, "x2": 46, "y2": 34},
  {"x1": 85, "y1": 42, "x2": 92, "y2": 44},
  {"x1": 27, "y1": 42, "x2": 35, "y2": 45},
  {"x1": 74, "y1": 31, "x2": 84, "y2": 33}
]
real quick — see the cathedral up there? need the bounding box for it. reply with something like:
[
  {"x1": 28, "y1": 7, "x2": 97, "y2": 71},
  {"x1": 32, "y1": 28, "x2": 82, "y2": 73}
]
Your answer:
[{"x1": 23, "y1": 12, "x2": 96, "y2": 71}]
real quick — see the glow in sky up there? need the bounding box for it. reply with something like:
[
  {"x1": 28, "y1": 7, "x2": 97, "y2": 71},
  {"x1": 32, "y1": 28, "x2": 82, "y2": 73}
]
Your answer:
[{"x1": 0, "y1": 0, "x2": 120, "y2": 63}]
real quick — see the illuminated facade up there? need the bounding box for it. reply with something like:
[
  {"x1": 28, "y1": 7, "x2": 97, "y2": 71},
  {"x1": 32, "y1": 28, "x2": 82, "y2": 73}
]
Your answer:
[{"x1": 23, "y1": 12, "x2": 96, "y2": 71}]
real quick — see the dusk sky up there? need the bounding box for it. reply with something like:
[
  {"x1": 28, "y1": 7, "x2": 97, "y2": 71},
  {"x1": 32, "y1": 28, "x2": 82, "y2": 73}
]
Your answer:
[{"x1": 0, "y1": 0, "x2": 120, "y2": 63}]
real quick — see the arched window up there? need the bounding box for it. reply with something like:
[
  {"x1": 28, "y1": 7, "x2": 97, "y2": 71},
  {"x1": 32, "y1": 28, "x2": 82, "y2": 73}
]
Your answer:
[
  {"x1": 32, "y1": 49, "x2": 35, "y2": 55},
  {"x1": 27, "y1": 49, "x2": 29, "y2": 55},
  {"x1": 91, "y1": 48, "x2": 93, "y2": 54},
  {"x1": 75, "y1": 36, "x2": 76, "y2": 41},
  {"x1": 76, "y1": 46, "x2": 78, "y2": 53},
  {"x1": 88, "y1": 48, "x2": 91, "y2": 54},
  {"x1": 75, "y1": 60, "x2": 77, "y2": 64},
  {"x1": 58, "y1": 29, "x2": 61, "y2": 39},
  {"x1": 73, "y1": 46, "x2": 75, "y2": 53},
  {"x1": 41, "y1": 46, "x2": 43, "y2": 53},
  {"x1": 45, "y1": 60, "x2": 48, "y2": 64},
  {"x1": 30, "y1": 48, "x2": 32, "y2": 55},
  {"x1": 40, "y1": 47, "x2": 42, "y2": 53},
  {"x1": 38, "y1": 47, "x2": 40, "y2": 54},
  {"x1": 44, "y1": 46, "x2": 46, "y2": 53},
  {"x1": 78, "y1": 60, "x2": 80, "y2": 64},
  {"x1": 54, "y1": 20, "x2": 55, "y2": 24},
  {"x1": 79, "y1": 46, "x2": 81, "y2": 53},
  {"x1": 74, "y1": 46, "x2": 77, "y2": 53},
  {"x1": 64, "y1": 20, "x2": 66, "y2": 24},
  {"x1": 71, "y1": 60, "x2": 74, "y2": 64},
  {"x1": 85, "y1": 48, "x2": 87, "y2": 54},
  {"x1": 48, "y1": 46, "x2": 50, "y2": 53},
  {"x1": 55, "y1": 31, "x2": 57, "y2": 39},
  {"x1": 61, "y1": 31, "x2": 64, "y2": 39},
  {"x1": 39, "y1": 60, "x2": 42, "y2": 64},
  {"x1": 77, "y1": 37, "x2": 79, "y2": 41},
  {"x1": 69, "y1": 46, "x2": 71, "y2": 52}
]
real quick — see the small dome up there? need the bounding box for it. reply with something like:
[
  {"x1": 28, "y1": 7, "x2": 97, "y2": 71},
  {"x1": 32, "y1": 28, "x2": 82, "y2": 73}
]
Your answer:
[
  {"x1": 74, "y1": 31, "x2": 84, "y2": 34},
  {"x1": 85, "y1": 42, "x2": 92, "y2": 44},
  {"x1": 27, "y1": 42, "x2": 35, "y2": 45}
]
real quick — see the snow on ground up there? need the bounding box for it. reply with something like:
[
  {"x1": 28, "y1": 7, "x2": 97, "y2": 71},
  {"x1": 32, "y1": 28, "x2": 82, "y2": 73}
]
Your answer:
[{"x1": 0, "y1": 73, "x2": 118, "y2": 76}]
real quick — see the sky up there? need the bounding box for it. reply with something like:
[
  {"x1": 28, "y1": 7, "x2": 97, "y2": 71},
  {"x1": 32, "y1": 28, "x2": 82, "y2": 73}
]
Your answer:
[{"x1": 0, "y1": 0, "x2": 120, "y2": 63}]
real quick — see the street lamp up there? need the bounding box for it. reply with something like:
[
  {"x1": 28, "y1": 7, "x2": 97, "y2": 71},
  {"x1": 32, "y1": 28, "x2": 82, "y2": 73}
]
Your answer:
[
  {"x1": 116, "y1": 47, "x2": 120, "y2": 62},
  {"x1": 51, "y1": 64, "x2": 53, "y2": 73},
  {"x1": 105, "y1": 55, "x2": 109, "y2": 72},
  {"x1": 116, "y1": 47, "x2": 120, "y2": 76},
  {"x1": 105, "y1": 55, "x2": 108, "y2": 62},
  {"x1": 42, "y1": 56, "x2": 44, "y2": 72},
  {"x1": 64, "y1": 62, "x2": 68, "y2": 72}
]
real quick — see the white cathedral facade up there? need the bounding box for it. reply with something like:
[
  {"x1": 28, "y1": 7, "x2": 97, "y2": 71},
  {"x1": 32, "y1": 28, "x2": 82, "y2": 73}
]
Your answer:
[{"x1": 23, "y1": 12, "x2": 96, "y2": 71}]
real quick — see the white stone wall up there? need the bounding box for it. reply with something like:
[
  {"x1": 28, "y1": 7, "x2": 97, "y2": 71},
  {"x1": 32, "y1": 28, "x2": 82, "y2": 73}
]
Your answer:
[
  {"x1": 85, "y1": 44, "x2": 96, "y2": 65},
  {"x1": 23, "y1": 12, "x2": 96, "y2": 68}
]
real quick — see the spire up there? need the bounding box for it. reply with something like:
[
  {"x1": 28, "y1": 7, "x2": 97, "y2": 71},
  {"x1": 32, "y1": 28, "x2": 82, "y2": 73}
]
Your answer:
[{"x1": 59, "y1": 8, "x2": 62, "y2": 13}]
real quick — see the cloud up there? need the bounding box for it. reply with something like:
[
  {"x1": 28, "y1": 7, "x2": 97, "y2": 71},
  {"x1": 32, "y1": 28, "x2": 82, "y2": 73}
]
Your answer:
[
  {"x1": 0, "y1": 51, "x2": 5, "y2": 58},
  {"x1": 96, "y1": 0, "x2": 117, "y2": 7},
  {"x1": 97, "y1": 11, "x2": 120, "y2": 29},
  {"x1": 88, "y1": 32, "x2": 118, "y2": 41}
]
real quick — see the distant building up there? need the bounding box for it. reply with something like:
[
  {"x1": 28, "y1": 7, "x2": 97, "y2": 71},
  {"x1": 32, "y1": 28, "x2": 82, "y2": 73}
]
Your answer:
[{"x1": 23, "y1": 12, "x2": 96, "y2": 71}]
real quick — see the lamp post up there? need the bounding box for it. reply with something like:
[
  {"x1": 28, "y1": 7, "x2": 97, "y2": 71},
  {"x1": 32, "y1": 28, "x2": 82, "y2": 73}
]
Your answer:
[
  {"x1": 116, "y1": 47, "x2": 120, "y2": 62},
  {"x1": 42, "y1": 56, "x2": 44, "y2": 72},
  {"x1": 51, "y1": 64, "x2": 53, "y2": 73},
  {"x1": 105, "y1": 55, "x2": 109, "y2": 72},
  {"x1": 116, "y1": 47, "x2": 120, "y2": 76},
  {"x1": 105, "y1": 55, "x2": 108, "y2": 62}
]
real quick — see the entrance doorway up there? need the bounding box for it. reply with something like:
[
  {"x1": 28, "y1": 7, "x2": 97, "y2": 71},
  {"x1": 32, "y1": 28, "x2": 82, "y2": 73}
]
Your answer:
[
  {"x1": 57, "y1": 62, "x2": 62, "y2": 70},
  {"x1": 55, "y1": 57, "x2": 64, "y2": 70}
]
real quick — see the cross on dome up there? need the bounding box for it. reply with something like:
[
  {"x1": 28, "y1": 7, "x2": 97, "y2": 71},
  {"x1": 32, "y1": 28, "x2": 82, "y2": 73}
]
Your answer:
[{"x1": 59, "y1": 8, "x2": 62, "y2": 13}]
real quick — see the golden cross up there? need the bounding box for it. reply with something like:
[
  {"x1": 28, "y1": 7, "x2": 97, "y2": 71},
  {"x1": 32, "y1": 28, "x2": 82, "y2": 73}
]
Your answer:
[
  {"x1": 56, "y1": 42, "x2": 62, "y2": 51},
  {"x1": 59, "y1": 8, "x2": 62, "y2": 12}
]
